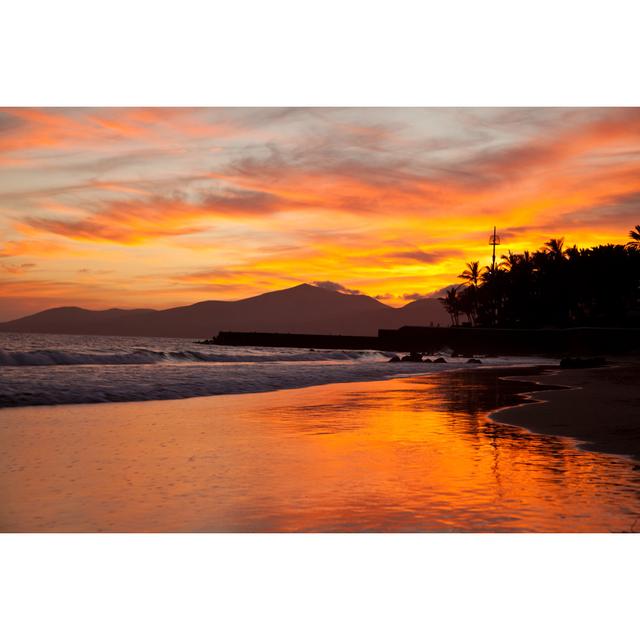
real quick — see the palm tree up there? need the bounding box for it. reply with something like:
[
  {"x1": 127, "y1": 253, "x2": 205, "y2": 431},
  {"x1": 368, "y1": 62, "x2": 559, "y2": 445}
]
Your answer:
[
  {"x1": 627, "y1": 225, "x2": 640, "y2": 250},
  {"x1": 480, "y1": 263, "x2": 500, "y2": 285},
  {"x1": 565, "y1": 244, "x2": 580, "y2": 260},
  {"x1": 457, "y1": 261, "x2": 481, "y2": 324},
  {"x1": 499, "y1": 251, "x2": 520, "y2": 271},
  {"x1": 458, "y1": 261, "x2": 481, "y2": 287},
  {"x1": 544, "y1": 237, "x2": 566, "y2": 260},
  {"x1": 457, "y1": 286, "x2": 476, "y2": 325},
  {"x1": 480, "y1": 264, "x2": 506, "y2": 325},
  {"x1": 439, "y1": 287, "x2": 461, "y2": 326},
  {"x1": 447, "y1": 227, "x2": 639, "y2": 328}
]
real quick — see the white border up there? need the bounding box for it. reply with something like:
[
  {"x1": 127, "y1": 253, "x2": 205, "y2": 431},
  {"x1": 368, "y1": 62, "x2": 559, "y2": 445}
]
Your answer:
[
  {"x1": 2, "y1": 1, "x2": 639, "y2": 638},
  {"x1": 1, "y1": 0, "x2": 639, "y2": 105},
  {"x1": 1, "y1": 534, "x2": 639, "y2": 639}
]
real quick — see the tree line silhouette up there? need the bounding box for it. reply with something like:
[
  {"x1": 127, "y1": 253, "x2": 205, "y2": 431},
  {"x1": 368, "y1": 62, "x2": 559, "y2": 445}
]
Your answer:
[{"x1": 439, "y1": 225, "x2": 640, "y2": 328}]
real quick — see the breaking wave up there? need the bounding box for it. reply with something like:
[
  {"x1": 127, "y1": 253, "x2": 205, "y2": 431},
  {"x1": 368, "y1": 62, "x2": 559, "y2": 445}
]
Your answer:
[{"x1": 0, "y1": 347, "x2": 392, "y2": 367}]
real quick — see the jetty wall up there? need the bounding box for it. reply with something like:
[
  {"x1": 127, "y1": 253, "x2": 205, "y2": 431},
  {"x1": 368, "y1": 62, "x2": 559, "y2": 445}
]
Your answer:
[{"x1": 213, "y1": 326, "x2": 640, "y2": 355}]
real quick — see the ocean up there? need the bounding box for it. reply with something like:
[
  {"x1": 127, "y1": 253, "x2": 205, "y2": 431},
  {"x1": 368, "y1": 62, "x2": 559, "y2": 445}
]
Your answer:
[{"x1": 0, "y1": 332, "x2": 552, "y2": 408}]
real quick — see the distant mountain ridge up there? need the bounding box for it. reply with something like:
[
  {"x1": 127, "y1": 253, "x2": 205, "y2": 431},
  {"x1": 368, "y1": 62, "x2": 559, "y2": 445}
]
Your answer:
[{"x1": 0, "y1": 283, "x2": 449, "y2": 338}]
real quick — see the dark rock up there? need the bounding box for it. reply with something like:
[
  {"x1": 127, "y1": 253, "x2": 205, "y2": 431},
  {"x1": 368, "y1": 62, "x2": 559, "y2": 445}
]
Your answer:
[
  {"x1": 422, "y1": 358, "x2": 433, "y2": 363},
  {"x1": 401, "y1": 351, "x2": 425, "y2": 362},
  {"x1": 560, "y1": 356, "x2": 607, "y2": 369},
  {"x1": 433, "y1": 357, "x2": 447, "y2": 363},
  {"x1": 388, "y1": 355, "x2": 401, "y2": 362},
  {"x1": 467, "y1": 358, "x2": 482, "y2": 364}
]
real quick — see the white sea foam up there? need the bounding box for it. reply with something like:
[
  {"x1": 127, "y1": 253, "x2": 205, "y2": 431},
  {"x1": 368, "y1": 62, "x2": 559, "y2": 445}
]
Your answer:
[{"x1": 0, "y1": 346, "x2": 390, "y2": 367}]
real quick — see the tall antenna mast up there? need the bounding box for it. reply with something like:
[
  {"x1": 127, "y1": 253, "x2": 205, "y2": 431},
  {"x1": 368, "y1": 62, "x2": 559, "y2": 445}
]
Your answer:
[{"x1": 489, "y1": 226, "x2": 501, "y2": 271}]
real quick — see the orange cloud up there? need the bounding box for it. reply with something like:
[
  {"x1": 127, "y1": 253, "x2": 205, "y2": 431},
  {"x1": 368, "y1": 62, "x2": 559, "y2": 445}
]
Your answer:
[
  {"x1": 20, "y1": 188, "x2": 301, "y2": 244},
  {"x1": 0, "y1": 107, "x2": 240, "y2": 163},
  {"x1": 0, "y1": 238, "x2": 87, "y2": 258}
]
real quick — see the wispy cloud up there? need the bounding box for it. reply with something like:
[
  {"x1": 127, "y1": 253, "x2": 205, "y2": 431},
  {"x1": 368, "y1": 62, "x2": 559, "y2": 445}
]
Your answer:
[
  {"x1": 1, "y1": 262, "x2": 36, "y2": 274},
  {"x1": 387, "y1": 249, "x2": 462, "y2": 263},
  {"x1": 311, "y1": 281, "x2": 363, "y2": 295}
]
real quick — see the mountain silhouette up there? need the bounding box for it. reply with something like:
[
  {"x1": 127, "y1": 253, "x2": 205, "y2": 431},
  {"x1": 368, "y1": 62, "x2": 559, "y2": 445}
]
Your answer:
[{"x1": 0, "y1": 283, "x2": 449, "y2": 338}]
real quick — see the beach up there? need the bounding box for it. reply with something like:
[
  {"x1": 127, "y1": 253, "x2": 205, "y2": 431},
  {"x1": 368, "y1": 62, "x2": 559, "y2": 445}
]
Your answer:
[
  {"x1": 2, "y1": 365, "x2": 639, "y2": 533},
  {"x1": 491, "y1": 360, "x2": 640, "y2": 462}
]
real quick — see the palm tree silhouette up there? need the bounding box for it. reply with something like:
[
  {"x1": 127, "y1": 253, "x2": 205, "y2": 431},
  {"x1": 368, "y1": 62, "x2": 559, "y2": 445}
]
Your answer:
[
  {"x1": 544, "y1": 237, "x2": 566, "y2": 259},
  {"x1": 458, "y1": 261, "x2": 481, "y2": 287},
  {"x1": 440, "y1": 228, "x2": 640, "y2": 328},
  {"x1": 480, "y1": 263, "x2": 501, "y2": 284},
  {"x1": 499, "y1": 251, "x2": 520, "y2": 271},
  {"x1": 627, "y1": 225, "x2": 640, "y2": 250},
  {"x1": 457, "y1": 261, "x2": 481, "y2": 324},
  {"x1": 439, "y1": 287, "x2": 461, "y2": 326}
]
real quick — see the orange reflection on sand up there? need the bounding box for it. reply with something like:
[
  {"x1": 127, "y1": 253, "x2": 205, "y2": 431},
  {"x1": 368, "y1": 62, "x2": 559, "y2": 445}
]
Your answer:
[{"x1": 1, "y1": 371, "x2": 639, "y2": 532}]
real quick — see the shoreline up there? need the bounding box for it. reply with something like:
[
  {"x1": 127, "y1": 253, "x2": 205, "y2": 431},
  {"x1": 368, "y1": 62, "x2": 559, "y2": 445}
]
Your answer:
[
  {"x1": 488, "y1": 360, "x2": 640, "y2": 463},
  {"x1": 2, "y1": 363, "x2": 638, "y2": 532},
  {"x1": 3, "y1": 360, "x2": 637, "y2": 466}
]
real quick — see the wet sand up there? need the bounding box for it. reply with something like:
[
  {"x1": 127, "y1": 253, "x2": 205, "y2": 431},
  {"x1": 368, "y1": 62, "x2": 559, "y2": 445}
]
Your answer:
[
  {"x1": 491, "y1": 361, "x2": 640, "y2": 462},
  {"x1": 2, "y1": 366, "x2": 639, "y2": 532}
]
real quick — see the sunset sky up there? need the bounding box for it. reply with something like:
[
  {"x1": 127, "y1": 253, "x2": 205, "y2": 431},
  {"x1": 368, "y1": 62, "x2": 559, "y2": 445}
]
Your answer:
[{"x1": 1, "y1": 107, "x2": 639, "y2": 321}]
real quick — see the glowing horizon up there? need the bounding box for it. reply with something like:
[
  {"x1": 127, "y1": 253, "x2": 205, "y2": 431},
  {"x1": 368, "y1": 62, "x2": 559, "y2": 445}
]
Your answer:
[{"x1": 1, "y1": 107, "x2": 639, "y2": 321}]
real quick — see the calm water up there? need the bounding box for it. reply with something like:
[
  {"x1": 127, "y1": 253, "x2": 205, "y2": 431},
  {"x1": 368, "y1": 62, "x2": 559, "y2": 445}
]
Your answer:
[{"x1": 1, "y1": 368, "x2": 639, "y2": 532}]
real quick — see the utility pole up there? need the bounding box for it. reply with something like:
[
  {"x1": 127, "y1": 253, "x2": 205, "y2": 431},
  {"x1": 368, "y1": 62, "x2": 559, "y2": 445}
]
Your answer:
[
  {"x1": 489, "y1": 226, "x2": 500, "y2": 271},
  {"x1": 489, "y1": 226, "x2": 501, "y2": 325}
]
